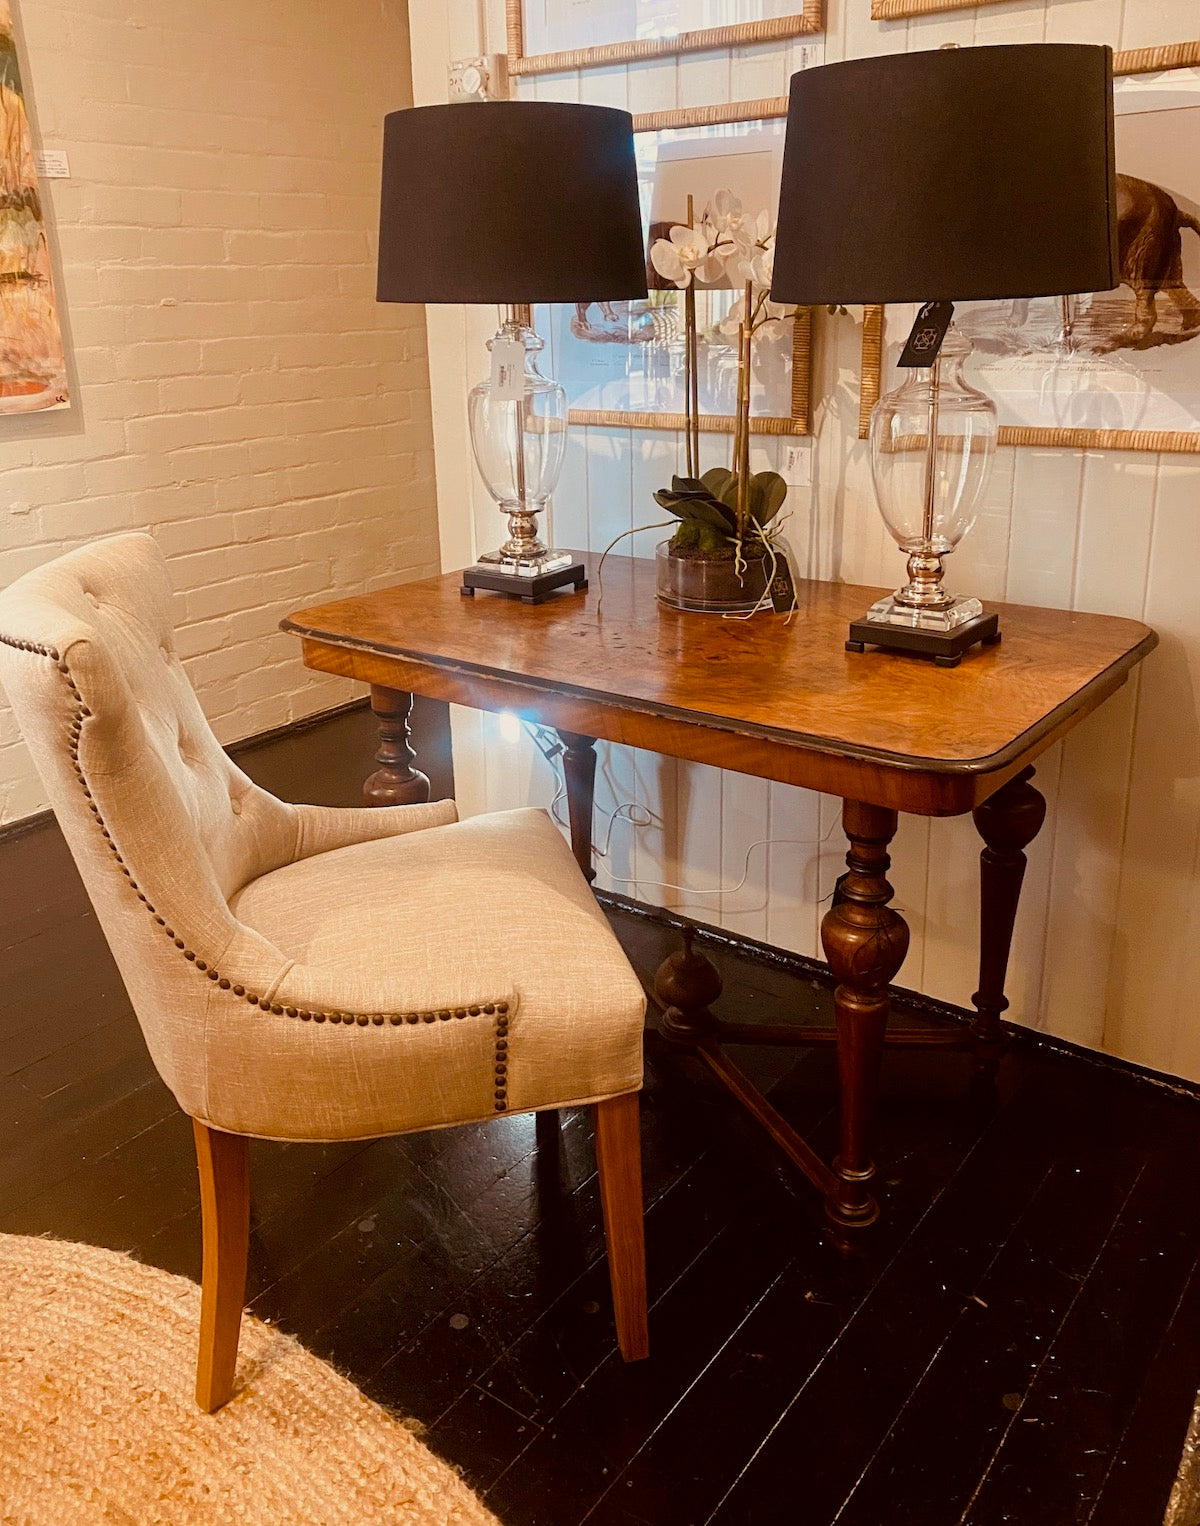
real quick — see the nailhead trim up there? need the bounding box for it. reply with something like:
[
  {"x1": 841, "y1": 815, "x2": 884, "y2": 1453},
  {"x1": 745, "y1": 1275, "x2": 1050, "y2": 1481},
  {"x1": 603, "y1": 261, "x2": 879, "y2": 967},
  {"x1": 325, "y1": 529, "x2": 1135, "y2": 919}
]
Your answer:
[{"x1": 0, "y1": 632, "x2": 513, "y2": 1114}]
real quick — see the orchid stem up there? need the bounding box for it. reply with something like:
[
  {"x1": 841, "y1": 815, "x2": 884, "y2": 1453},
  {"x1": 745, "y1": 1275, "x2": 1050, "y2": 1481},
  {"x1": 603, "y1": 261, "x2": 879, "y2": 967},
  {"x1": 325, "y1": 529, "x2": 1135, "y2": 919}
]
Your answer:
[
  {"x1": 735, "y1": 280, "x2": 753, "y2": 539},
  {"x1": 684, "y1": 195, "x2": 697, "y2": 481}
]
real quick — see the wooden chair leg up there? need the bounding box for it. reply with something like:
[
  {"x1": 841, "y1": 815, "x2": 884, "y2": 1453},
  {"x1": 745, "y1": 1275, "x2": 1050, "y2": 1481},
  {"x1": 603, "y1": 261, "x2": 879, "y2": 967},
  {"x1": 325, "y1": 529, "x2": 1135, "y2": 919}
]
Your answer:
[
  {"x1": 192, "y1": 1119, "x2": 250, "y2": 1413},
  {"x1": 593, "y1": 1091, "x2": 649, "y2": 1362}
]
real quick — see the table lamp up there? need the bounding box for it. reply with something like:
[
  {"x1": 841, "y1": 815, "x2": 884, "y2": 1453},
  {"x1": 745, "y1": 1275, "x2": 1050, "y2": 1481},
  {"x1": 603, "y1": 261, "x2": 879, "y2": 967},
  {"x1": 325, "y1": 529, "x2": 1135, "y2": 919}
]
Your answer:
[
  {"x1": 377, "y1": 102, "x2": 648, "y2": 603},
  {"x1": 772, "y1": 44, "x2": 1118, "y2": 664}
]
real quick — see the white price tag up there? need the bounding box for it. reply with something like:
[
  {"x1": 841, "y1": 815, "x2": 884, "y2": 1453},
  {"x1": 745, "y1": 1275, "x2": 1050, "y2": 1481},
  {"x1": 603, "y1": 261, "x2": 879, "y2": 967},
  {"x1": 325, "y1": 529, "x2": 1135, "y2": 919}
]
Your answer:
[
  {"x1": 490, "y1": 336, "x2": 526, "y2": 402},
  {"x1": 34, "y1": 149, "x2": 70, "y2": 179},
  {"x1": 782, "y1": 441, "x2": 812, "y2": 487}
]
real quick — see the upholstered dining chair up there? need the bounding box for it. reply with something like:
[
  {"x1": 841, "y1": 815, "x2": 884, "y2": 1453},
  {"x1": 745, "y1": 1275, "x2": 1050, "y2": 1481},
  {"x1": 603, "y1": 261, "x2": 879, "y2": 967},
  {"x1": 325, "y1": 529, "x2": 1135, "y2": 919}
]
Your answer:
[{"x1": 0, "y1": 533, "x2": 648, "y2": 1412}]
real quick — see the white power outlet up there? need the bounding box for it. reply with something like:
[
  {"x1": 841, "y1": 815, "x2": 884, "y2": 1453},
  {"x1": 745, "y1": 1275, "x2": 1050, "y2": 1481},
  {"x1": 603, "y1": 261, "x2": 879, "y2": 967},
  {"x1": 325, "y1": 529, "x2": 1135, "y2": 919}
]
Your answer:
[{"x1": 448, "y1": 55, "x2": 508, "y2": 102}]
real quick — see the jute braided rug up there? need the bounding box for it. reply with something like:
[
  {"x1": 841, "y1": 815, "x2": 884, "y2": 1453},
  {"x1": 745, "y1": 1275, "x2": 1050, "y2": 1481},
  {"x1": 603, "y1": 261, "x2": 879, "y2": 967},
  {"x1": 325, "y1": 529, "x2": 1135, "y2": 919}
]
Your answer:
[{"x1": 0, "y1": 1233, "x2": 501, "y2": 1526}]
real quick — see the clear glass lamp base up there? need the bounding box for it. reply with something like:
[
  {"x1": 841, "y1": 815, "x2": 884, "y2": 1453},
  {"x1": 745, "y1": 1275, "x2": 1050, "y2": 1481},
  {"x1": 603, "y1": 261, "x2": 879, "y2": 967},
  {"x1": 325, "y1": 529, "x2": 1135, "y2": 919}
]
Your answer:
[{"x1": 866, "y1": 592, "x2": 985, "y2": 632}]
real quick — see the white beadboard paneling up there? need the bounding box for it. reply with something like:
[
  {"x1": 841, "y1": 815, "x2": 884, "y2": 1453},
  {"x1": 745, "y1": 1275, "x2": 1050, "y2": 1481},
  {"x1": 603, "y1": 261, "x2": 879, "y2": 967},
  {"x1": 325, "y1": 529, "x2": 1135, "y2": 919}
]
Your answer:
[
  {"x1": 889, "y1": 812, "x2": 932, "y2": 992},
  {"x1": 908, "y1": 12, "x2": 977, "y2": 49},
  {"x1": 629, "y1": 433, "x2": 682, "y2": 560},
  {"x1": 764, "y1": 779, "x2": 823, "y2": 958},
  {"x1": 951, "y1": 444, "x2": 1016, "y2": 601},
  {"x1": 585, "y1": 426, "x2": 634, "y2": 553},
  {"x1": 672, "y1": 761, "x2": 726, "y2": 920},
  {"x1": 720, "y1": 772, "x2": 771, "y2": 939},
  {"x1": 528, "y1": 69, "x2": 582, "y2": 103},
  {"x1": 1043, "y1": 0, "x2": 1122, "y2": 47},
  {"x1": 578, "y1": 65, "x2": 628, "y2": 110},
  {"x1": 1119, "y1": 0, "x2": 1200, "y2": 50},
  {"x1": 629, "y1": 744, "x2": 682, "y2": 911},
  {"x1": 448, "y1": 705, "x2": 488, "y2": 819},
  {"x1": 729, "y1": 40, "x2": 794, "y2": 98},
  {"x1": 626, "y1": 58, "x2": 678, "y2": 114},
  {"x1": 971, "y1": 4, "x2": 1047, "y2": 43},
  {"x1": 843, "y1": 3, "x2": 906, "y2": 60},
  {"x1": 412, "y1": 0, "x2": 1200, "y2": 1085},
  {"x1": 1039, "y1": 683, "x2": 1139, "y2": 1048},
  {"x1": 549, "y1": 424, "x2": 589, "y2": 553},
  {"x1": 677, "y1": 49, "x2": 733, "y2": 108},
  {"x1": 1005, "y1": 450, "x2": 1085, "y2": 608},
  {"x1": 1072, "y1": 452, "x2": 1157, "y2": 618},
  {"x1": 1104, "y1": 467, "x2": 1200, "y2": 1073}
]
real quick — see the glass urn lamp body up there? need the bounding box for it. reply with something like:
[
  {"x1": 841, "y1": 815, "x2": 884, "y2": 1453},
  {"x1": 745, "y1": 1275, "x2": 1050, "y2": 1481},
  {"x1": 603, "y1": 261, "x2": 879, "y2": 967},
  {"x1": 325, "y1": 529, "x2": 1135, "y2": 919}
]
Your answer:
[
  {"x1": 468, "y1": 314, "x2": 570, "y2": 576},
  {"x1": 867, "y1": 327, "x2": 998, "y2": 631}
]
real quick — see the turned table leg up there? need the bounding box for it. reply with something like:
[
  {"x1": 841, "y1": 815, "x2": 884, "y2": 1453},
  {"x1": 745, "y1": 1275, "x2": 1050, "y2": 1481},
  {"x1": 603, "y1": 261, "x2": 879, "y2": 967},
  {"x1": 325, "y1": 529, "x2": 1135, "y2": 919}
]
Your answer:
[
  {"x1": 558, "y1": 731, "x2": 598, "y2": 883},
  {"x1": 363, "y1": 686, "x2": 431, "y2": 807},
  {"x1": 821, "y1": 800, "x2": 910, "y2": 1228},
  {"x1": 971, "y1": 765, "x2": 1047, "y2": 1073},
  {"x1": 654, "y1": 926, "x2": 724, "y2": 1045}
]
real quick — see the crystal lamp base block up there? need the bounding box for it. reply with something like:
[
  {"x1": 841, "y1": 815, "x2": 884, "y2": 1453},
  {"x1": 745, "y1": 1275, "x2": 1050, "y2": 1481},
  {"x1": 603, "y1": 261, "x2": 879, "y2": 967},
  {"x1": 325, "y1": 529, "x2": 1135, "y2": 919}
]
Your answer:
[
  {"x1": 866, "y1": 592, "x2": 985, "y2": 631},
  {"x1": 475, "y1": 548, "x2": 575, "y2": 577}
]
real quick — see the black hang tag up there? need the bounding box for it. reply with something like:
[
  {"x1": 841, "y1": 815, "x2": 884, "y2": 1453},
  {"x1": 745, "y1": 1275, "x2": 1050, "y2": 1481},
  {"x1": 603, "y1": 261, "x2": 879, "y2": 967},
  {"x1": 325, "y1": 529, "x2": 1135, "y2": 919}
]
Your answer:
[
  {"x1": 897, "y1": 300, "x2": 955, "y2": 368},
  {"x1": 769, "y1": 550, "x2": 797, "y2": 613}
]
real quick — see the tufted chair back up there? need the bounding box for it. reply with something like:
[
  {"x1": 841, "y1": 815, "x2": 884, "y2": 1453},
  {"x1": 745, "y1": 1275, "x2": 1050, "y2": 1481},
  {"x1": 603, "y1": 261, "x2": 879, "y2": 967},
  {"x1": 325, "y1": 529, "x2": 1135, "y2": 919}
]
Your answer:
[{"x1": 0, "y1": 533, "x2": 461, "y2": 1122}]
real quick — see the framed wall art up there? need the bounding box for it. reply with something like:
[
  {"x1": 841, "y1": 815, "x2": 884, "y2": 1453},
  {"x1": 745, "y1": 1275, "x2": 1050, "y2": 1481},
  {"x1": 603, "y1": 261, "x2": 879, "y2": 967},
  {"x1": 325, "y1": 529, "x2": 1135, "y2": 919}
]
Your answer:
[
  {"x1": 507, "y1": 0, "x2": 821, "y2": 79},
  {"x1": 0, "y1": 1, "x2": 67, "y2": 413},
  {"x1": 859, "y1": 51, "x2": 1200, "y2": 454},
  {"x1": 538, "y1": 108, "x2": 812, "y2": 438}
]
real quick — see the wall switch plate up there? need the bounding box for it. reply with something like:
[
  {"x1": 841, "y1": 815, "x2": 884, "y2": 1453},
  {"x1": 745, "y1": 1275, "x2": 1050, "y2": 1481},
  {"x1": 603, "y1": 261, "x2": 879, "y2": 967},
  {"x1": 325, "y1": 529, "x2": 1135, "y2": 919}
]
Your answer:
[
  {"x1": 34, "y1": 149, "x2": 70, "y2": 178},
  {"x1": 449, "y1": 55, "x2": 507, "y2": 102}
]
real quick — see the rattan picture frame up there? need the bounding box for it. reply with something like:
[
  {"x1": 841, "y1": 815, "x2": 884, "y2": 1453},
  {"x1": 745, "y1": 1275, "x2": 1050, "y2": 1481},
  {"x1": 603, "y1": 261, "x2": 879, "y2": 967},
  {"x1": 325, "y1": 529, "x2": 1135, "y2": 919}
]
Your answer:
[
  {"x1": 506, "y1": 0, "x2": 822, "y2": 79},
  {"x1": 564, "y1": 98, "x2": 812, "y2": 437},
  {"x1": 858, "y1": 43, "x2": 1200, "y2": 454}
]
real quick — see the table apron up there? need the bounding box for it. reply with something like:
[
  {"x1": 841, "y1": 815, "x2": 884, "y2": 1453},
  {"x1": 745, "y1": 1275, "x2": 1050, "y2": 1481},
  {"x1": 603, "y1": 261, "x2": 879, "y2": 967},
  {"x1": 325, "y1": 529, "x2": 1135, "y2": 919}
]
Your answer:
[{"x1": 298, "y1": 637, "x2": 1131, "y2": 817}]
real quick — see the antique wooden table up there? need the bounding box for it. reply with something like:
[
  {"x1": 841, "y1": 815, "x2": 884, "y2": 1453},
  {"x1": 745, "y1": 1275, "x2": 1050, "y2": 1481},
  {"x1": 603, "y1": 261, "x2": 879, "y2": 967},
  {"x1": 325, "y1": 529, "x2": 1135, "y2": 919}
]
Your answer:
[{"x1": 283, "y1": 553, "x2": 1157, "y2": 1230}]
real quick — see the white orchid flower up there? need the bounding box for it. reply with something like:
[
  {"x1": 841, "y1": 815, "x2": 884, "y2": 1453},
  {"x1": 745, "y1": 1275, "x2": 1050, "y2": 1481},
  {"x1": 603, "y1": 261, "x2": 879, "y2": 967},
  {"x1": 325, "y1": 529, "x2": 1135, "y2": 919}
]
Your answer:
[
  {"x1": 707, "y1": 190, "x2": 746, "y2": 236},
  {"x1": 717, "y1": 292, "x2": 794, "y2": 340},
  {"x1": 651, "y1": 223, "x2": 727, "y2": 289}
]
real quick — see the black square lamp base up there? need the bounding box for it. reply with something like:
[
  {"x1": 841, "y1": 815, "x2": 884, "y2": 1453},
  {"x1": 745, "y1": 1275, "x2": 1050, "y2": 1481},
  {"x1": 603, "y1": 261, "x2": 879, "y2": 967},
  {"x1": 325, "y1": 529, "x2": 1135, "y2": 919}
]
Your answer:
[
  {"x1": 845, "y1": 610, "x2": 1001, "y2": 668},
  {"x1": 461, "y1": 561, "x2": 588, "y2": 606}
]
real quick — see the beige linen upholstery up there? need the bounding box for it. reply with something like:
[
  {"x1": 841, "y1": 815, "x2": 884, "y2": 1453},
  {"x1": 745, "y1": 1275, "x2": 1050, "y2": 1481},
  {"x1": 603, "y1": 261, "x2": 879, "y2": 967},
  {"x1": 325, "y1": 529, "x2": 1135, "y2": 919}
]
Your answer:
[{"x1": 0, "y1": 533, "x2": 646, "y2": 1142}]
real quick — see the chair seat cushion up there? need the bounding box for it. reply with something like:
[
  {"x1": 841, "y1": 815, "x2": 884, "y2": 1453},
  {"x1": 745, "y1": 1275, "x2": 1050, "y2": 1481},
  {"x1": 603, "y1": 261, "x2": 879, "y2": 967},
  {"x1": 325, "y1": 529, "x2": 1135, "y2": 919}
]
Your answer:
[{"x1": 218, "y1": 808, "x2": 645, "y2": 1140}]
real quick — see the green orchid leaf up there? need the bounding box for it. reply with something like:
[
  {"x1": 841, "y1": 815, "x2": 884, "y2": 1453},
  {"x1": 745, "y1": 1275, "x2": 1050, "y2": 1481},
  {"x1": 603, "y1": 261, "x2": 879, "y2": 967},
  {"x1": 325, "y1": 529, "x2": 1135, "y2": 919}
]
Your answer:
[
  {"x1": 700, "y1": 467, "x2": 736, "y2": 501},
  {"x1": 654, "y1": 488, "x2": 734, "y2": 532},
  {"x1": 749, "y1": 470, "x2": 788, "y2": 526}
]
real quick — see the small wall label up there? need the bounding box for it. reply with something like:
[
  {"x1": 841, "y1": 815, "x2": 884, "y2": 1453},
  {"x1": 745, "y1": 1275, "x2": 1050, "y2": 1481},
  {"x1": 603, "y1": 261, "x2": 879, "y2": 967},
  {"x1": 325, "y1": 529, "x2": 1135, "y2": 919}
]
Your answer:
[{"x1": 34, "y1": 149, "x2": 70, "y2": 178}]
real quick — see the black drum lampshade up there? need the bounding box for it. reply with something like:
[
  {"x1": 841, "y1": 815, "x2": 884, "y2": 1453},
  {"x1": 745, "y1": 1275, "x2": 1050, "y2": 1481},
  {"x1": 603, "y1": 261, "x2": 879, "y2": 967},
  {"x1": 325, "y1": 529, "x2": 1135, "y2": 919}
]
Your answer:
[
  {"x1": 772, "y1": 43, "x2": 1119, "y2": 307},
  {"x1": 377, "y1": 101, "x2": 649, "y2": 305}
]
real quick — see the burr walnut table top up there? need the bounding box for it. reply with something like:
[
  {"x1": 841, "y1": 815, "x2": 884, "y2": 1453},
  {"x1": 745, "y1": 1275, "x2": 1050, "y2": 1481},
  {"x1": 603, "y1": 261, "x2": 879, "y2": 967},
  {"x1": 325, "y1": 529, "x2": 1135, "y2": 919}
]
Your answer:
[{"x1": 283, "y1": 553, "x2": 1157, "y2": 816}]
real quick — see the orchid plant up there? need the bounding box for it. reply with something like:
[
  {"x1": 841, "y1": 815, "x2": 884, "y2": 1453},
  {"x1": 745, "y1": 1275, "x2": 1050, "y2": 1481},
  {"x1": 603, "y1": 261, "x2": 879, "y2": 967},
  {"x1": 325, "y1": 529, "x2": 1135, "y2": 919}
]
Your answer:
[{"x1": 648, "y1": 192, "x2": 797, "y2": 564}]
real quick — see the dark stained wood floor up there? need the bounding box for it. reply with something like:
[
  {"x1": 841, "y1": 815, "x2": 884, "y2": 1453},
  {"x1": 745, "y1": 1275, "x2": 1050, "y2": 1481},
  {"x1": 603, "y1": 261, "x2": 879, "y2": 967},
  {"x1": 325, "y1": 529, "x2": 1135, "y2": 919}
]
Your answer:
[{"x1": 2, "y1": 701, "x2": 1198, "y2": 1525}]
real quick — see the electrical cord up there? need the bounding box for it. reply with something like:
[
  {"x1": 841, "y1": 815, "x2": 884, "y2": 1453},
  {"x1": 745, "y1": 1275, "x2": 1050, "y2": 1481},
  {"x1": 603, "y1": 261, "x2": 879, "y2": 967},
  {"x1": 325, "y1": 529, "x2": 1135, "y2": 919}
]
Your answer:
[{"x1": 528, "y1": 723, "x2": 842, "y2": 897}]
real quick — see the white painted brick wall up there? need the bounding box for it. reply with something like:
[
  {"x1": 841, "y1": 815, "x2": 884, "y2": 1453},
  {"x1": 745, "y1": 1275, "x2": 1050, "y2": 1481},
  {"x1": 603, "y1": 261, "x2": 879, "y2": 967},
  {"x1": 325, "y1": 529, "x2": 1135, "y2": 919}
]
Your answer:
[{"x1": 0, "y1": 0, "x2": 438, "y2": 822}]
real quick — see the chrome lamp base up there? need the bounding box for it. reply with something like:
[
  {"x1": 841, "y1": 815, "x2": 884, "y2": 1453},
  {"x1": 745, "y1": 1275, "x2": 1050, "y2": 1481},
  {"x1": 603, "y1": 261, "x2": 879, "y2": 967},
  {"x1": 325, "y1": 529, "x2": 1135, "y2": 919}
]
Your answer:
[{"x1": 846, "y1": 599, "x2": 1000, "y2": 667}]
